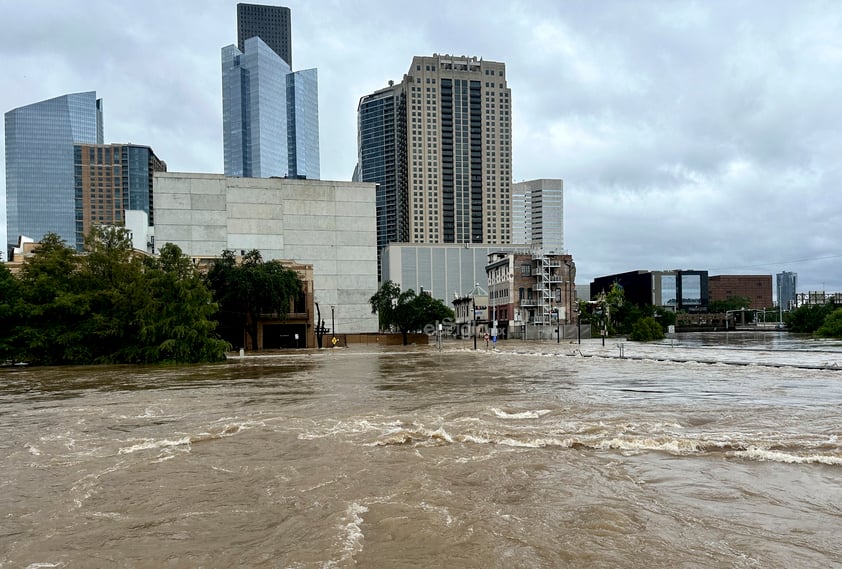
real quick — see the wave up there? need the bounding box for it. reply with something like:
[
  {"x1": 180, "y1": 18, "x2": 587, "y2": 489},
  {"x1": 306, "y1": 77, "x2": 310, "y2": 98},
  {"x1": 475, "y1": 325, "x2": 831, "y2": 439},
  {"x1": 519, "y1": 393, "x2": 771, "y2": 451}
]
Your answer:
[
  {"x1": 117, "y1": 436, "x2": 191, "y2": 455},
  {"x1": 491, "y1": 407, "x2": 552, "y2": 419},
  {"x1": 731, "y1": 447, "x2": 842, "y2": 465},
  {"x1": 368, "y1": 424, "x2": 842, "y2": 466},
  {"x1": 117, "y1": 420, "x2": 260, "y2": 456}
]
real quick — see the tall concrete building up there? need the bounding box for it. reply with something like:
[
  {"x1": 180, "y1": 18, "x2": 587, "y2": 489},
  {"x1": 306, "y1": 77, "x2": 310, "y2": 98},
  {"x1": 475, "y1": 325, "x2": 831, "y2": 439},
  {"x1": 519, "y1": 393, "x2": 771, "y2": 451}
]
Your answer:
[
  {"x1": 777, "y1": 271, "x2": 798, "y2": 310},
  {"x1": 153, "y1": 173, "x2": 378, "y2": 334},
  {"x1": 5, "y1": 92, "x2": 103, "y2": 253},
  {"x1": 237, "y1": 3, "x2": 292, "y2": 67},
  {"x1": 512, "y1": 178, "x2": 564, "y2": 253},
  {"x1": 73, "y1": 143, "x2": 166, "y2": 249},
  {"x1": 223, "y1": 7, "x2": 319, "y2": 180},
  {"x1": 357, "y1": 54, "x2": 512, "y2": 253}
]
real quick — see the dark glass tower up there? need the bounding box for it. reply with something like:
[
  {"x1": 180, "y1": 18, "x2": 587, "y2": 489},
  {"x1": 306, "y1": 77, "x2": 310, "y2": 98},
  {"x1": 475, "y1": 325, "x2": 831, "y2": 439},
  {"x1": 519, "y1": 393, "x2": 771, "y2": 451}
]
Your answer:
[
  {"x1": 237, "y1": 3, "x2": 292, "y2": 67},
  {"x1": 357, "y1": 83, "x2": 408, "y2": 278}
]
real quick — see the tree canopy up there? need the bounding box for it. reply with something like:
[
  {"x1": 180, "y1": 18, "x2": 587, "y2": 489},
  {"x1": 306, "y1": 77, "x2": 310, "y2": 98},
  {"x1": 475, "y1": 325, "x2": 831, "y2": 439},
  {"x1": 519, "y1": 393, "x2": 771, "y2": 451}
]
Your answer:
[
  {"x1": 2, "y1": 229, "x2": 229, "y2": 365},
  {"x1": 369, "y1": 280, "x2": 454, "y2": 345},
  {"x1": 205, "y1": 249, "x2": 301, "y2": 350},
  {"x1": 785, "y1": 302, "x2": 838, "y2": 334},
  {"x1": 708, "y1": 296, "x2": 752, "y2": 314}
]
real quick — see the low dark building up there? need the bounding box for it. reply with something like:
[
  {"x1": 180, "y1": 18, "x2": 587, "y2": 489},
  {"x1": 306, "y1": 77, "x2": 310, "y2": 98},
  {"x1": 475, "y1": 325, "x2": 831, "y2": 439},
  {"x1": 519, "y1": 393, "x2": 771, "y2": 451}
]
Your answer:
[{"x1": 591, "y1": 269, "x2": 708, "y2": 312}]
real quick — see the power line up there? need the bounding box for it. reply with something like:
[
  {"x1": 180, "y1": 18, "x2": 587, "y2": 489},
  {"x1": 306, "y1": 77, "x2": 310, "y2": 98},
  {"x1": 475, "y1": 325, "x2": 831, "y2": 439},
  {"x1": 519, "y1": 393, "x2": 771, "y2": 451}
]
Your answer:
[{"x1": 709, "y1": 253, "x2": 842, "y2": 272}]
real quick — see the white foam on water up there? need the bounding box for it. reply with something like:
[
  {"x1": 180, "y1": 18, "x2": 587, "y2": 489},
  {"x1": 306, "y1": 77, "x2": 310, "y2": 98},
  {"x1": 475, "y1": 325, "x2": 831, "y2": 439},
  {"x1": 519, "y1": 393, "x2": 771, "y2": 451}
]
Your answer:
[
  {"x1": 419, "y1": 501, "x2": 454, "y2": 526},
  {"x1": 24, "y1": 563, "x2": 63, "y2": 569},
  {"x1": 497, "y1": 436, "x2": 572, "y2": 449},
  {"x1": 25, "y1": 443, "x2": 41, "y2": 456},
  {"x1": 341, "y1": 502, "x2": 368, "y2": 555},
  {"x1": 117, "y1": 436, "x2": 191, "y2": 455},
  {"x1": 427, "y1": 426, "x2": 453, "y2": 443},
  {"x1": 597, "y1": 437, "x2": 702, "y2": 455},
  {"x1": 491, "y1": 407, "x2": 552, "y2": 419},
  {"x1": 732, "y1": 447, "x2": 842, "y2": 465}
]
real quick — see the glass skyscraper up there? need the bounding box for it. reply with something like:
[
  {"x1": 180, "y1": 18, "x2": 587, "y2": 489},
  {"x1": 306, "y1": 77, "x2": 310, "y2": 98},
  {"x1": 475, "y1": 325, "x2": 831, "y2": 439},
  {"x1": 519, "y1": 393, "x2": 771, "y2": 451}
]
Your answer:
[
  {"x1": 5, "y1": 91, "x2": 103, "y2": 252},
  {"x1": 286, "y1": 68, "x2": 320, "y2": 180},
  {"x1": 357, "y1": 83, "x2": 408, "y2": 261},
  {"x1": 223, "y1": 7, "x2": 319, "y2": 180},
  {"x1": 222, "y1": 37, "x2": 290, "y2": 178},
  {"x1": 777, "y1": 271, "x2": 798, "y2": 310}
]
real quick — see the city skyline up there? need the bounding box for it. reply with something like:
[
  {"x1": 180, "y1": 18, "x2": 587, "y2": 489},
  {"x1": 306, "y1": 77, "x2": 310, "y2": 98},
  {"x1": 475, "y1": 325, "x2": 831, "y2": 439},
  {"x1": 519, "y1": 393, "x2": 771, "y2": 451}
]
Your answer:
[{"x1": 2, "y1": 1, "x2": 842, "y2": 293}]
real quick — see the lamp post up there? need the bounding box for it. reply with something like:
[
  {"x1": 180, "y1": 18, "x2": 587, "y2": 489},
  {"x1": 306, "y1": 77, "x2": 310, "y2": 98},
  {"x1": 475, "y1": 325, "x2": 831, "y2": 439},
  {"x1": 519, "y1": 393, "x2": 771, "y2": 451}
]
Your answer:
[
  {"x1": 331, "y1": 305, "x2": 335, "y2": 347},
  {"x1": 472, "y1": 294, "x2": 477, "y2": 351}
]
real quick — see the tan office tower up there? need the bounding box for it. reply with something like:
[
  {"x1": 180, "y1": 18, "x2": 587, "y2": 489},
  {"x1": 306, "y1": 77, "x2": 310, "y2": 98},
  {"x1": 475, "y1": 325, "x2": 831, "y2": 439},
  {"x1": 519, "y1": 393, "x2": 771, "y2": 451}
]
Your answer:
[{"x1": 402, "y1": 54, "x2": 512, "y2": 244}]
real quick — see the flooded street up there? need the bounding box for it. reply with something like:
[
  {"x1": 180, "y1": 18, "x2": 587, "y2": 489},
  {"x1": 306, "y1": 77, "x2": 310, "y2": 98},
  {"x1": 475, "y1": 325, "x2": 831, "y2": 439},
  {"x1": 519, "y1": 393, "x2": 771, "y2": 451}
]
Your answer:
[{"x1": 2, "y1": 334, "x2": 842, "y2": 568}]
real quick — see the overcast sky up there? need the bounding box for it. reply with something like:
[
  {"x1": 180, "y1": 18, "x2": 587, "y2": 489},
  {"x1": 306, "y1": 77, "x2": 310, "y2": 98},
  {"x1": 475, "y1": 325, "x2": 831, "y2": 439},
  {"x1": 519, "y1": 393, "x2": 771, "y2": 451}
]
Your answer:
[{"x1": 3, "y1": 0, "x2": 841, "y2": 295}]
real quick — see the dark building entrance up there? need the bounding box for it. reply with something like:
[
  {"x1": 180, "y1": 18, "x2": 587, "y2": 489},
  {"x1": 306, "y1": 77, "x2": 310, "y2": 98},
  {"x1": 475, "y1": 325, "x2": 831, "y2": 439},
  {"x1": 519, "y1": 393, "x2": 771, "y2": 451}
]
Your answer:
[{"x1": 262, "y1": 324, "x2": 307, "y2": 349}]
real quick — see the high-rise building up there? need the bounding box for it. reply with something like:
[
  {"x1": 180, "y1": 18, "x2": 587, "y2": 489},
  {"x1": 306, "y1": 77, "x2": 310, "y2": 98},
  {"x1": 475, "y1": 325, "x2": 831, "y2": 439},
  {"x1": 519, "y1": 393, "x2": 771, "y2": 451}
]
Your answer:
[
  {"x1": 223, "y1": 9, "x2": 319, "y2": 180},
  {"x1": 512, "y1": 179, "x2": 564, "y2": 252},
  {"x1": 237, "y1": 3, "x2": 292, "y2": 67},
  {"x1": 357, "y1": 82, "x2": 408, "y2": 265},
  {"x1": 5, "y1": 92, "x2": 103, "y2": 253},
  {"x1": 222, "y1": 37, "x2": 290, "y2": 179},
  {"x1": 777, "y1": 271, "x2": 798, "y2": 310},
  {"x1": 286, "y1": 68, "x2": 320, "y2": 180},
  {"x1": 73, "y1": 144, "x2": 166, "y2": 249},
  {"x1": 357, "y1": 54, "x2": 512, "y2": 251}
]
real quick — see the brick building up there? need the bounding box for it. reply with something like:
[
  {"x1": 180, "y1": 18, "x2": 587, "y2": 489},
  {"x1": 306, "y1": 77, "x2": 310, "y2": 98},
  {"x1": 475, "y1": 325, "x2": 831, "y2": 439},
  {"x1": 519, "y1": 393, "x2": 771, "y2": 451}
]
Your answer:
[{"x1": 708, "y1": 275, "x2": 773, "y2": 309}]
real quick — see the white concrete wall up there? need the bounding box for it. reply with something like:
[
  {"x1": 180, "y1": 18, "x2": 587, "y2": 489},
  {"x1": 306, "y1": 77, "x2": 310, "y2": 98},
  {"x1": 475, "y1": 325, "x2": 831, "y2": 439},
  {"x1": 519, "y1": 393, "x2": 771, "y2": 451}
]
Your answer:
[{"x1": 154, "y1": 172, "x2": 378, "y2": 333}]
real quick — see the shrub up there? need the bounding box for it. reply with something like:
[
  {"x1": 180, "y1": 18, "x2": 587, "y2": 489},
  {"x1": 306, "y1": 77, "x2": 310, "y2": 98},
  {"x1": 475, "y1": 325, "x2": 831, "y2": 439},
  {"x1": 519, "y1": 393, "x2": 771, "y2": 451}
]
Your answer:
[{"x1": 629, "y1": 317, "x2": 665, "y2": 342}]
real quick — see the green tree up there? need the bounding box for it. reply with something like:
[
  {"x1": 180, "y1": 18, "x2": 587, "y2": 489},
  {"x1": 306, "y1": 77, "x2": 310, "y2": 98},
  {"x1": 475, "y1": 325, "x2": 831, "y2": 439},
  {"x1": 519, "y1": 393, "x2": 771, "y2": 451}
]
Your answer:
[
  {"x1": 629, "y1": 316, "x2": 666, "y2": 341},
  {"x1": 15, "y1": 233, "x2": 89, "y2": 365},
  {"x1": 369, "y1": 281, "x2": 454, "y2": 345},
  {"x1": 708, "y1": 295, "x2": 752, "y2": 314},
  {"x1": 206, "y1": 249, "x2": 301, "y2": 350},
  {"x1": 785, "y1": 303, "x2": 836, "y2": 333},
  {"x1": 815, "y1": 307, "x2": 842, "y2": 338},
  {"x1": 132, "y1": 243, "x2": 230, "y2": 363},
  {"x1": 368, "y1": 280, "x2": 401, "y2": 331},
  {"x1": 0, "y1": 263, "x2": 22, "y2": 363},
  {"x1": 11, "y1": 230, "x2": 229, "y2": 365},
  {"x1": 77, "y1": 226, "x2": 147, "y2": 362}
]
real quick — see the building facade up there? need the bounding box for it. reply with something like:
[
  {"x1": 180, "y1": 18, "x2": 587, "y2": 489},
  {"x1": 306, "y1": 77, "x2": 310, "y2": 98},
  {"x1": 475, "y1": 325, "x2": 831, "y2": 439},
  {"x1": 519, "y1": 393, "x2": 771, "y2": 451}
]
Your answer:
[
  {"x1": 512, "y1": 179, "x2": 564, "y2": 253},
  {"x1": 777, "y1": 271, "x2": 798, "y2": 310},
  {"x1": 357, "y1": 82, "x2": 409, "y2": 271},
  {"x1": 486, "y1": 251, "x2": 576, "y2": 338},
  {"x1": 286, "y1": 68, "x2": 320, "y2": 180},
  {"x1": 5, "y1": 92, "x2": 103, "y2": 253},
  {"x1": 708, "y1": 275, "x2": 773, "y2": 309},
  {"x1": 381, "y1": 243, "x2": 522, "y2": 305},
  {"x1": 223, "y1": 8, "x2": 319, "y2": 180},
  {"x1": 153, "y1": 173, "x2": 377, "y2": 334},
  {"x1": 357, "y1": 54, "x2": 512, "y2": 251},
  {"x1": 591, "y1": 269, "x2": 709, "y2": 312},
  {"x1": 73, "y1": 144, "x2": 166, "y2": 250},
  {"x1": 237, "y1": 3, "x2": 292, "y2": 67}
]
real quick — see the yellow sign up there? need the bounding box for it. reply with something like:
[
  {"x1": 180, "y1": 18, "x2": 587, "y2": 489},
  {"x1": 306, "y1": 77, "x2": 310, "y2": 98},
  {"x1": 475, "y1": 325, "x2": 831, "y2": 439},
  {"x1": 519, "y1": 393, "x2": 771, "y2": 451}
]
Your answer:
[{"x1": 331, "y1": 336, "x2": 338, "y2": 346}]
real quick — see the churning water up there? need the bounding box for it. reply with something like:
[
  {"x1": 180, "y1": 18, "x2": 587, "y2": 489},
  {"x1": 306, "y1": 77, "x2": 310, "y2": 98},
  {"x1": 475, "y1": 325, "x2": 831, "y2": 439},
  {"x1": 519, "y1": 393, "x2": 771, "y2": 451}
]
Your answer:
[{"x1": 2, "y1": 333, "x2": 841, "y2": 568}]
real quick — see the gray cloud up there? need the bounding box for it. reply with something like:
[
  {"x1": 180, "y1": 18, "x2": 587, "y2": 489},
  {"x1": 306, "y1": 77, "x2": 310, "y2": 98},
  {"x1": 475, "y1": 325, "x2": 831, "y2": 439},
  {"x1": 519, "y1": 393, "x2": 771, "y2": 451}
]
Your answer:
[{"x1": 2, "y1": 0, "x2": 841, "y2": 294}]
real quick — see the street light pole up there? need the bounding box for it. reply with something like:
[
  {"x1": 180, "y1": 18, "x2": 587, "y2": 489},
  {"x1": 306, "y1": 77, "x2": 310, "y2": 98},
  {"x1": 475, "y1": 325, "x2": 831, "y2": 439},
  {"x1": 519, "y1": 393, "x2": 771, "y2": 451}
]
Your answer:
[
  {"x1": 331, "y1": 305, "x2": 335, "y2": 347},
  {"x1": 472, "y1": 294, "x2": 477, "y2": 351}
]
